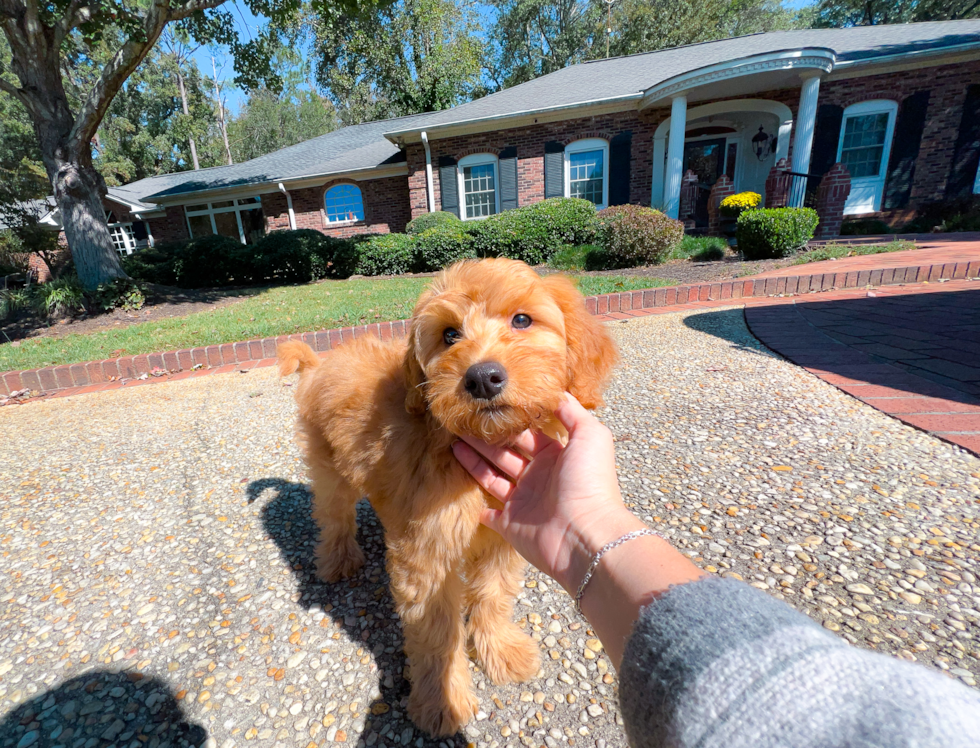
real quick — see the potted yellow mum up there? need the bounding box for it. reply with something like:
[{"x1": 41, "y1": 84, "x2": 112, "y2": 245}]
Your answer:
[{"x1": 719, "y1": 191, "x2": 761, "y2": 240}]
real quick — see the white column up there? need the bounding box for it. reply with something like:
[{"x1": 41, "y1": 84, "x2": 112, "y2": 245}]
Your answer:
[
  {"x1": 663, "y1": 95, "x2": 688, "y2": 219},
  {"x1": 789, "y1": 73, "x2": 821, "y2": 207},
  {"x1": 651, "y1": 135, "x2": 666, "y2": 208}
]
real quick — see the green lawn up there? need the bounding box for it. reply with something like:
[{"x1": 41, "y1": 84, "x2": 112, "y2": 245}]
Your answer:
[
  {"x1": 0, "y1": 274, "x2": 670, "y2": 371},
  {"x1": 789, "y1": 239, "x2": 916, "y2": 265}
]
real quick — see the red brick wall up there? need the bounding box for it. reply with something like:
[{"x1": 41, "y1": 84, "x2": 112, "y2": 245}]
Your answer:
[
  {"x1": 408, "y1": 60, "x2": 980, "y2": 225},
  {"x1": 262, "y1": 176, "x2": 412, "y2": 239},
  {"x1": 147, "y1": 206, "x2": 190, "y2": 245}
]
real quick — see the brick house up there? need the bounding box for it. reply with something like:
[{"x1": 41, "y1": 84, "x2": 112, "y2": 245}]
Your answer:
[{"x1": 40, "y1": 20, "x2": 980, "y2": 254}]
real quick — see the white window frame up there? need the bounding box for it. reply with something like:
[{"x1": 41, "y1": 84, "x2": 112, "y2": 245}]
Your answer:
[
  {"x1": 184, "y1": 197, "x2": 264, "y2": 243},
  {"x1": 105, "y1": 211, "x2": 148, "y2": 256},
  {"x1": 836, "y1": 100, "x2": 898, "y2": 215},
  {"x1": 457, "y1": 153, "x2": 500, "y2": 221},
  {"x1": 323, "y1": 183, "x2": 365, "y2": 225},
  {"x1": 564, "y1": 138, "x2": 609, "y2": 210}
]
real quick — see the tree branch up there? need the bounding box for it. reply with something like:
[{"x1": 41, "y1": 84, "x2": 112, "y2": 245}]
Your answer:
[{"x1": 0, "y1": 72, "x2": 31, "y2": 111}]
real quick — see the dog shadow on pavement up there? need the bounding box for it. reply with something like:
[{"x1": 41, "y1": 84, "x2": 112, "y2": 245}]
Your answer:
[
  {"x1": 248, "y1": 477, "x2": 472, "y2": 748},
  {"x1": 0, "y1": 671, "x2": 205, "y2": 748}
]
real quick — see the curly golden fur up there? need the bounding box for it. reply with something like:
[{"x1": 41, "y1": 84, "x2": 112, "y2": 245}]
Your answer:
[{"x1": 278, "y1": 258, "x2": 617, "y2": 736}]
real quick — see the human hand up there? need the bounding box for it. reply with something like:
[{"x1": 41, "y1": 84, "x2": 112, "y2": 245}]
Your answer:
[{"x1": 452, "y1": 393, "x2": 645, "y2": 594}]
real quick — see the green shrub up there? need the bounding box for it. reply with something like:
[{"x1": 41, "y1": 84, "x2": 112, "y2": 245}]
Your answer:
[
  {"x1": 0, "y1": 287, "x2": 30, "y2": 320},
  {"x1": 596, "y1": 204, "x2": 684, "y2": 268},
  {"x1": 355, "y1": 234, "x2": 415, "y2": 276},
  {"x1": 840, "y1": 218, "x2": 892, "y2": 236},
  {"x1": 33, "y1": 277, "x2": 86, "y2": 317},
  {"x1": 413, "y1": 226, "x2": 477, "y2": 272},
  {"x1": 548, "y1": 244, "x2": 614, "y2": 271},
  {"x1": 736, "y1": 207, "x2": 819, "y2": 260},
  {"x1": 468, "y1": 198, "x2": 599, "y2": 265},
  {"x1": 901, "y1": 197, "x2": 980, "y2": 234},
  {"x1": 406, "y1": 211, "x2": 460, "y2": 235},
  {"x1": 672, "y1": 235, "x2": 727, "y2": 261},
  {"x1": 122, "y1": 244, "x2": 180, "y2": 286},
  {"x1": 692, "y1": 245, "x2": 726, "y2": 262},
  {"x1": 251, "y1": 230, "x2": 321, "y2": 283},
  {"x1": 171, "y1": 235, "x2": 249, "y2": 288},
  {"x1": 90, "y1": 278, "x2": 146, "y2": 312}
]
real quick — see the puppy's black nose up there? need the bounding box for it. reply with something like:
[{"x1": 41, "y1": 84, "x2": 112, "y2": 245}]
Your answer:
[{"x1": 464, "y1": 361, "x2": 507, "y2": 400}]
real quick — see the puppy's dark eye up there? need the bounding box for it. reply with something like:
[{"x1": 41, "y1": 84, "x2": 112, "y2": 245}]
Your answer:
[
  {"x1": 443, "y1": 327, "x2": 462, "y2": 345},
  {"x1": 512, "y1": 314, "x2": 532, "y2": 329}
]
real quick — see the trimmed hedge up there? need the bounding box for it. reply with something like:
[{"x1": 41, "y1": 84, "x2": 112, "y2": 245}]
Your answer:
[
  {"x1": 467, "y1": 198, "x2": 598, "y2": 264},
  {"x1": 355, "y1": 234, "x2": 415, "y2": 276},
  {"x1": 406, "y1": 211, "x2": 460, "y2": 235},
  {"x1": 413, "y1": 225, "x2": 476, "y2": 272},
  {"x1": 597, "y1": 204, "x2": 684, "y2": 268},
  {"x1": 251, "y1": 229, "x2": 316, "y2": 283},
  {"x1": 736, "y1": 207, "x2": 819, "y2": 260}
]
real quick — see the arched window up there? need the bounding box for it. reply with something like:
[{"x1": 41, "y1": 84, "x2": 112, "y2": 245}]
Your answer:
[
  {"x1": 457, "y1": 154, "x2": 499, "y2": 220},
  {"x1": 837, "y1": 100, "x2": 898, "y2": 215},
  {"x1": 564, "y1": 138, "x2": 609, "y2": 209},
  {"x1": 324, "y1": 184, "x2": 365, "y2": 223}
]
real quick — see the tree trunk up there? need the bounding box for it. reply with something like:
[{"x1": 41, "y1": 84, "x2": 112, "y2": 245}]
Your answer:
[
  {"x1": 53, "y1": 159, "x2": 128, "y2": 290},
  {"x1": 212, "y1": 56, "x2": 233, "y2": 165},
  {"x1": 176, "y1": 67, "x2": 200, "y2": 170}
]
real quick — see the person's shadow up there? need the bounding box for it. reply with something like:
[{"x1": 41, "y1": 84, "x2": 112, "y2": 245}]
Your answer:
[
  {"x1": 0, "y1": 671, "x2": 205, "y2": 748},
  {"x1": 247, "y1": 477, "x2": 472, "y2": 748}
]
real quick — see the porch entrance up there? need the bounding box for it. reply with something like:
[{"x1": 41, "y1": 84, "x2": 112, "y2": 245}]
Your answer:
[{"x1": 683, "y1": 137, "x2": 729, "y2": 227}]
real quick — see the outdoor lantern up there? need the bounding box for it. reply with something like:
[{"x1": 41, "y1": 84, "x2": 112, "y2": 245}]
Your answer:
[{"x1": 752, "y1": 125, "x2": 775, "y2": 161}]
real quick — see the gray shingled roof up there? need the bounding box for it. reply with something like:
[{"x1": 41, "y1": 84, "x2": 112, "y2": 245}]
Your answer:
[
  {"x1": 134, "y1": 112, "x2": 434, "y2": 202},
  {"x1": 121, "y1": 20, "x2": 980, "y2": 204},
  {"x1": 385, "y1": 20, "x2": 980, "y2": 135}
]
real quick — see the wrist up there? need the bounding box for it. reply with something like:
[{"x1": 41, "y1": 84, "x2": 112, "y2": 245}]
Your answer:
[{"x1": 557, "y1": 507, "x2": 646, "y2": 595}]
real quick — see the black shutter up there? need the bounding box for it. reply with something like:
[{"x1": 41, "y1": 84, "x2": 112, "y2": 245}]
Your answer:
[
  {"x1": 438, "y1": 156, "x2": 459, "y2": 217},
  {"x1": 544, "y1": 141, "x2": 565, "y2": 199},
  {"x1": 131, "y1": 220, "x2": 148, "y2": 242},
  {"x1": 498, "y1": 147, "x2": 519, "y2": 212},
  {"x1": 608, "y1": 131, "x2": 632, "y2": 206},
  {"x1": 806, "y1": 104, "x2": 844, "y2": 201},
  {"x1": 883, "y1": 91, "x2": 930, "y2": 210},
  {"x1": 946, "y1": 84, "x2": 980, "y2": 201}
]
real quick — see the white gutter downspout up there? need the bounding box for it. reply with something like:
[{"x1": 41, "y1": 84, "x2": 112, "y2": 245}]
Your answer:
[
  {"x1": 277, "y1": 182, "x2": 296, "y2": 230},
  {"x1": 421, "y1": 131, "x2": 435, "y2": 213}
]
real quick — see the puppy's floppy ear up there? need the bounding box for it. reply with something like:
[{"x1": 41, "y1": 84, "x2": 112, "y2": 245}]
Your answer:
[
  {"x1": 543, "y1": 275, "x2": 618, "y2": 409},
  {"x1": 402, "y1": 329, "x2": 427, "y2": 415}
]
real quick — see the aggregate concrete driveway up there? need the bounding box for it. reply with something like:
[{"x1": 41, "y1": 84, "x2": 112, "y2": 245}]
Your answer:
[{"x1": 1, "y1": 307, "x2": 978, "y2": 748}]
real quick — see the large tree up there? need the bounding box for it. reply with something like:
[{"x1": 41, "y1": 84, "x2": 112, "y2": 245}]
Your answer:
[
  {"x1": 812, "y1": 0, "x2": 979, "y2": 26},
  {"x1": 311, "y1": 0, "x2": 484, "y2": 123},
  {"x1": 0, "y1": 0, "x2": 344, "y2": 289}
]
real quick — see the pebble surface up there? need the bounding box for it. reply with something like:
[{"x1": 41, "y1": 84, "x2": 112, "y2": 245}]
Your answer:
[{"x1": 1, "y1": 306, "x2": 978, "y2": 748}]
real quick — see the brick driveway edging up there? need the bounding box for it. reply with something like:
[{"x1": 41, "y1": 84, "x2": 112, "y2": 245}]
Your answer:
[{"x1": 3, "y1": 258, "x2": 980, "y2": 402}]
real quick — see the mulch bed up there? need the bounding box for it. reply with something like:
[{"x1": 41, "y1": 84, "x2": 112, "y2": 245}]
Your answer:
[{"x1": 1, "y1": 285, "x2": 256, "y2": 345}]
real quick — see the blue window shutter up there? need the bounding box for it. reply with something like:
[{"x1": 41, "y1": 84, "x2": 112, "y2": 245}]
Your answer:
[
  {"x1": 884, "y1": 91, "x2": 930, "y2": 210},
  {"x1": 544, "y1": 141, "x2": 564, "y2": 199},
  {"x1": 498, "y1": 147, "x2": 518, "y2": 211},
  {"x1": 609, "y1": 131, "x2": 632, "y2": 206},
  {"x1": 947, "y1": 84, "x2": 980, "y2": 201},
  {"x1": 438, "y1": 156, "x2": 459, "y2": 217}
]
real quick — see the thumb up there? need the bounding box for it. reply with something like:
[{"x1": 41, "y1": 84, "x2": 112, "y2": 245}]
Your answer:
[{"x1": 480, "y1": 507, "x2": 503, "y2": 534}]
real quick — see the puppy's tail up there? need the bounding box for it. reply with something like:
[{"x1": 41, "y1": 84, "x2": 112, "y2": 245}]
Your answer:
[{"x1": 277, "y1": 341, "x2": 321, "y2": 378}]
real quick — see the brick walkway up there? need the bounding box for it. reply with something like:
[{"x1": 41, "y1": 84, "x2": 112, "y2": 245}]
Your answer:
[
  {"x1": 745, "y1": 280, "x2": 980, "y2": 456},
  {"x1": 757, "y1": 242, "x2": 980, "y2": 278}
]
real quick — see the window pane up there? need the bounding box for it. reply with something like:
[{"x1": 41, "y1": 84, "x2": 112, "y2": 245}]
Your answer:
[
  {"x1": 211, "y1": 200, "x2": 235, "y2": 209},
  {"x1": 840, "y1": 113, "x2": 889, "y2": 178},
  {"x1": 238, "y1": 196, "x2": 261, "y2": 205},
  {"x1": 109, "y1": 224, "x2": 134, "y2": 256},
  {"x1": 188, "y1": 214, "x2": 214, "y2": 238},
  {"x1": 569, "y1": 150, "x2": 604, "y2": 205},
  {"x1": 213, "y1": 211, "x2": 240, "y2": 240},
  {"x1": 186, "y1": 204, "x2": 208, "y2": 213},
  {"x1": 241, "y1": 208, "x2": 265, "y2": 245},
  {"x1": 325, "y1": 184, "x2": 365, "y2": 223},
  {"x1": 463, "y1": 163, "x2": 496, "y2": 219}
]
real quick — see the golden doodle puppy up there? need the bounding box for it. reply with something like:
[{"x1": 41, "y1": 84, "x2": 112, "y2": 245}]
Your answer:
[{"x1": 278, "y1": 258, "x2": 617, "y2": 737}]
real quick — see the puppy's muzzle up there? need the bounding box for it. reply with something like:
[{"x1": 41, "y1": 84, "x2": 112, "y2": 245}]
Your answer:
[{"x1": 464, "y1": 361, "x2": 507, "y2": 400}]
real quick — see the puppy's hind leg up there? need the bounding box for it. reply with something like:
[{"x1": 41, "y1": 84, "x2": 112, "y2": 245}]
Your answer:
[
  {"x1": 307, "y1": 448, "x2": 365, "y2": 583},
  {"x1": 464, "y1": 526, "x2": 541, "y2": 684}
]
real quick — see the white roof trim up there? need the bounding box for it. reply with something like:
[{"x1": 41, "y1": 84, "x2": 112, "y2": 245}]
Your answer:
[
  {"x1": 832, "y1": 40, "x2": 980, "y2": 70},
  {"x1": 640, "y1": 48, "x2": 837, "y2": 109}
]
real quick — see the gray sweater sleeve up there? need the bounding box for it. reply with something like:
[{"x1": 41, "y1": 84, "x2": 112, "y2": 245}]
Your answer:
[{"x1": 619, "y1": 576, "x2": 980, "y2": 748}]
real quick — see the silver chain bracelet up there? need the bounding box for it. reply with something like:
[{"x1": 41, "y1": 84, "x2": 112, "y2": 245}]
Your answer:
[{"x1": 574, "y1": 529, "x2": 665, "y2": 613}]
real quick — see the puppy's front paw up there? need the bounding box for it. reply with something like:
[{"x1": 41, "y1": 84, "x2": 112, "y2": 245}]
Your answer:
[
  {"x1": 408, "y1": 682, "x2": 478, "y2": 737},
  {"x1": 474, "y1": 624, "x2": 541, "y2": 685},
  {"x1": 314, "y1": 537, "x2": 365, "y2": 582}
]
